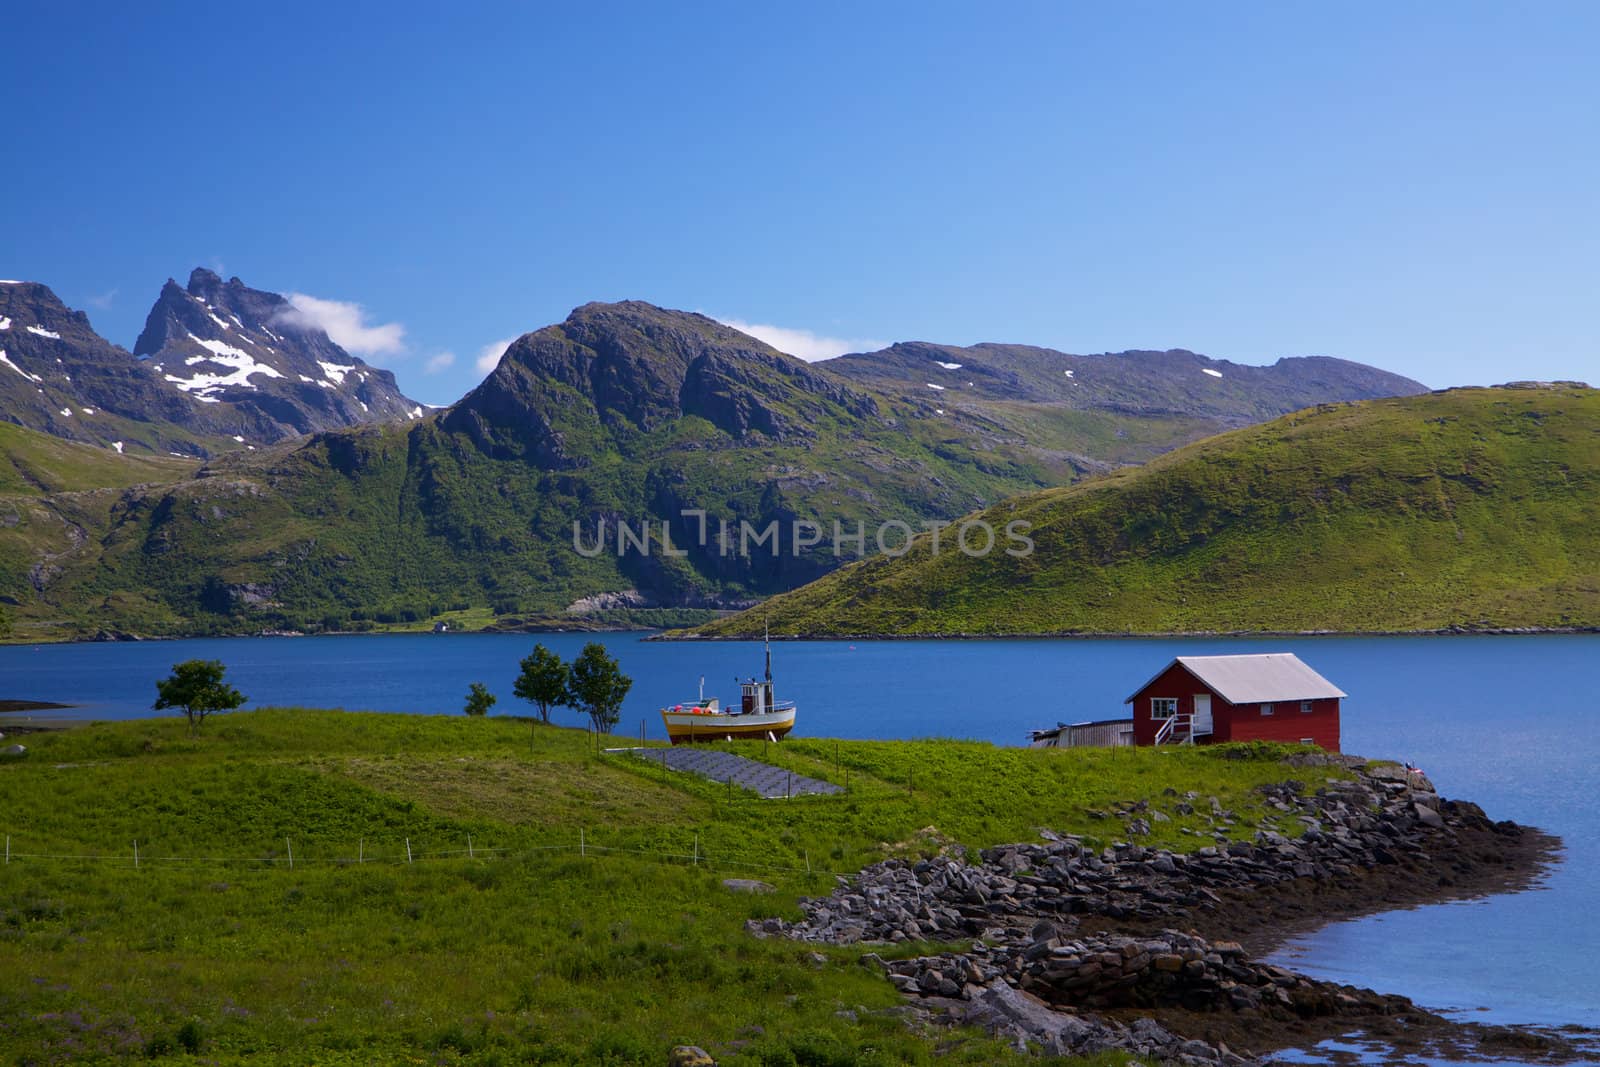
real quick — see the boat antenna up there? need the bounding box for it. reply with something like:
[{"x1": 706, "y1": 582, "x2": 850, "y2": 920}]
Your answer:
[{"x1": 764, "y1": 619, "x2": 772, "y2": 685}]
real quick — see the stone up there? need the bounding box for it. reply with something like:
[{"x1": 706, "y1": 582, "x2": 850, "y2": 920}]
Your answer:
[
  {"x1": 1413, "y1": 803, "x2": 1445, "y2": 829},
  {"x1": 1, "y1": 744, "x2": 25, "y2": 757},
  {"x1": 668, "y1": 1046, "x2": 716, "y2": 1067},
  {"x1": 721, "y1": 878, "x2": 775, "y2": 894}
]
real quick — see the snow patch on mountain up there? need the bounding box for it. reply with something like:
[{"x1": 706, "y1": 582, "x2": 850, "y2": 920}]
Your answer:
[
  {"x1": 0, "y1": 349, "x2": 42, "y2": 383},
  {"x1": 166, "y1": 336, "x2": 285, "y2": 395}
]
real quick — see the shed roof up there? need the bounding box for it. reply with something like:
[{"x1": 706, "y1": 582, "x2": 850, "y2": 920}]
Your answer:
[{"x1": 1124, "y1": 653, "x2": 1347, "y2": 705}]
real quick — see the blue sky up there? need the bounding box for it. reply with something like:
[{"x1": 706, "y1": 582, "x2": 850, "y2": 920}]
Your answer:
[{"x1": 4, "y1": 2, "x2": 1595, "y2": 405}]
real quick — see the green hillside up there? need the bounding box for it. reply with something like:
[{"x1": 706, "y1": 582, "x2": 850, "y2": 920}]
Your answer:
[
  {"x1": 687, "y1": 385, "x2": 1600, "y2": 637},
  {"x1": 0, "y1": 422, "x2": 196, "y2": 494}
]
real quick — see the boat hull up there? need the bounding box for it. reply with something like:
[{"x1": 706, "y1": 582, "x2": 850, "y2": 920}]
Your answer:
[{"x1": 661, "y1": 707, "x2": 796, "y2": 744}]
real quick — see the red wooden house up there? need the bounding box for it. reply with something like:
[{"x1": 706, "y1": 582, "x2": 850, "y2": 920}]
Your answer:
[{"x1": 1125, "y1": 653, "x2": 1345, "y2": 751}]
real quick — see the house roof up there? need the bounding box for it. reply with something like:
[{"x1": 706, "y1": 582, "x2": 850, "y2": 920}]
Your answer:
[{"x1": 1124, "y1": 653, "x2": 1347, "y2": 705}]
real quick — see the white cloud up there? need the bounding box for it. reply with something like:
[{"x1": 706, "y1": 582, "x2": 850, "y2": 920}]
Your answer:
[
  {"x1": 713, "y1": 317, "x2": 887, "y2": 362},
  {"x1": 279, "y1": 293, "x2": 407, "y2": 358},
  {"x1": 424, "y1": 351, "x2": 456, "y2": 374},
  {"x1": 475, "y1": 336, "x2": 518, "y2": 374}
]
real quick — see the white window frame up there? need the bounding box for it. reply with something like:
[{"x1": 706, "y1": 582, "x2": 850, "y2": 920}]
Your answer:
[
  {"x1": 1261, "y1": 703, "x2": 1274, "y2": 716},
  {"x1": 1300, "y1": 737, "x2": 1315, "y2": 745},
  {"x1": 1151, "y1": 697, "x2": 1178, "y2": 720},
  {"x1": 1300, "y1": 700, "x2": 1314, "y2": 713}
]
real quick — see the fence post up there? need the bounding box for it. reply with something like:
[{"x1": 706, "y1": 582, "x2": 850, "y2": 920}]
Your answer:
[
  {"x1": 359, "y1": 838, "x2": 364, "y2": 864},
  {"x1": 805, "y1": 849, "x2": 811, "y2": 874},
  {"x1": 4, "y1": 835, "x2": 8, "y2": 864},
  {"x1": 468, "y1": 835, "x2": 474, "y2": 860},
  {"x1": 693, "y1": 833, "x2": 699, "y2": 867},
  {"x1": 580, "y1": 828, "x2": 585, "y2": 858},
  {"x1": 286, "y1": 838, "x2": 293, "y2": 870},
  {"x1": 787, "y1": 770, "x2": 792, "y2": 800},
  {"x1": 406, "y1": 838, "x2": 413, "y2": 864},
  {"x1": 133, "y1": 840, "x2": 139, "y2": 870}
]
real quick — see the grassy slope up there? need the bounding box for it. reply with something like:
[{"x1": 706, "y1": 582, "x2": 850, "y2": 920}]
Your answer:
[
  {"x1": 0, "y1": 425, "x2": 198, "y2": 638},
  {"x1": 689, "y1": 386, "x2": 1600, "y2": 636},
  {"x1": 0, "y1": 388, "x2": 1092, "y2": 640},
  {"x1": 0, "y1": 422, "x2": 195, "y2": 495},
  {"x1": 0, "y1": 710, "x2": 1335, "y2": 1065}
]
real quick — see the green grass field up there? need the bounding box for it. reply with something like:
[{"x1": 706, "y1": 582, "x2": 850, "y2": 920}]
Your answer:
[{"x1": 0, "y1": 710, "x2": 1334, "y2": 1064}]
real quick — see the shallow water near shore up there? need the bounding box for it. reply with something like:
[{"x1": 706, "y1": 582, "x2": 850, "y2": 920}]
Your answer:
[{"x1": 2, "y1": 632, "x2": 1595, "y2": 1063}]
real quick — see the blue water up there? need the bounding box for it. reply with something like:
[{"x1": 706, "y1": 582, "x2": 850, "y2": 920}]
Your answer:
[{"x1": 2, "y1": 632, "x2": 1596, "y2": 1062}]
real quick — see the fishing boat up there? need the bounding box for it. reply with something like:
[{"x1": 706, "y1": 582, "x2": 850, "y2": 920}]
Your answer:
[{"x1": 660, "y1": 629, "x2": 797, "y2": 744}]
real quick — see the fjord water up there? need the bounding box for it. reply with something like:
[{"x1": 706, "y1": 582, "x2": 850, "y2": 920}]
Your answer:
[{"x1": 2, "y1": 633, "x2": 1595, "y2": 1060}]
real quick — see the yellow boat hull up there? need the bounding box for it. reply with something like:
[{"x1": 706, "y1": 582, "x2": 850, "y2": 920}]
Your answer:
[{"x1": 661, "y1": 706, "x2": 796, "y2": 744}]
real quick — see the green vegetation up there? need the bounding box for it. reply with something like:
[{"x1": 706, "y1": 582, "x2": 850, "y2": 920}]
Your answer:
[
  {"x1": 568, "y1": 642, "x2": 633, "y2": 733},
  {"x1": 463, "y1": 682, "x2": 497, "y2": 717},
  {"x1": 0, "y1": 710, "x2": 1333, "y2": 1064},
  {"x1": 152, "y1": 659, "x2": 248, "y2": 732},
  {"x1": 0, "y1": 422, "x2": 197, "y2": 495},
  {"x1": 692, "y1": 386, "x2": 1600, "y2": 636},
  {"x1": 515, "y1": 643, "x2": 572, "y2": 724}
]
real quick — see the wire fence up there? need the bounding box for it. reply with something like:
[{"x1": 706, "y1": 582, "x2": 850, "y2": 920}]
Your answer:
[{"x1": 0, "y1": 830, "x2": 843, "y2": 879}]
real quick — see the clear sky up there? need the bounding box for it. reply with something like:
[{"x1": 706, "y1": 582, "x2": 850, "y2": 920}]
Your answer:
[{"x1": 4, "y1": 2, "x2": 1595, "y2": 405}]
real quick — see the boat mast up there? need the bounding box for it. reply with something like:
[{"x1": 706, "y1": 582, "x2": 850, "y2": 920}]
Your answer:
[{"x1": 764, "y1": 620, "x2": 772, "y2": 685}]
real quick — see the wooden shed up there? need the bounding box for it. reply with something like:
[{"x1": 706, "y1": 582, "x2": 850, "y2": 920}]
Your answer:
[{"x1": 1125, "y1": 653, "x2": 1345, "y2": 751}]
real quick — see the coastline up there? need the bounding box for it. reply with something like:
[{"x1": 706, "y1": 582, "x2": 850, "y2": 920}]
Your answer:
[
  {"x1": 659, "y1": 625, "x2": 1600, "y2": 641},
  {"x1": 6, "y1": 622, "x2": 1600, "y2": 648},
  {"x1": 755, "y1": 756, "x2": 1585, "y2": 1065}
]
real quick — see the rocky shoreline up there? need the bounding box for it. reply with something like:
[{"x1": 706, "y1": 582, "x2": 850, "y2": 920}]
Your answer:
[{"x1": 749, "y1": 754, "x2": 1583, "y2": 1064}]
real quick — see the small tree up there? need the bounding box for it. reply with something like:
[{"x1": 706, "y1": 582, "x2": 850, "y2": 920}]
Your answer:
[
  {"x1": 513, "y1": 644, "x2": 570, "y2": 724},
  {"x1": 568, "y1": 642, "x2": 632, "y2": 736},
  {"x1": 153, "y1": 659, "x2": 246, "y2": 733},
  {"x1": 464, "y1": 682, "x2": 496, "y2": 717}
]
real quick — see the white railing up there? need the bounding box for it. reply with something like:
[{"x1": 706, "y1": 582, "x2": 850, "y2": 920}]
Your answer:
[{"x1": 1153, "y1": 713, "x2": 1193, "y2": 745}]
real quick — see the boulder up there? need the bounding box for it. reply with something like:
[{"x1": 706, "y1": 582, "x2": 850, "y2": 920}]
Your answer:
[
  {"x1": 721, "y1": 879, "x2": 775, "y2": 894},
  {"x1": 1413, "y1": 803, "x2": 1445, "y2": 829},
  {"x1": 668, "y1": 1047, "x2": 716, "y2": 1067},
  {"x1": 1, "y1": 744, "x2": 25, "y2": 757}
]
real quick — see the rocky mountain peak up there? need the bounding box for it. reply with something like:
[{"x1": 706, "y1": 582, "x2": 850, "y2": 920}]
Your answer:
[
  {"x1": 0, "y1": 281, "x2": 198, "y2": 451},
  {"x1": 133, "y1": 268, "x2": 421, "y2": 442},
  {"x1": 445, "y1": 300, "x2": 879, "y2": 464}
]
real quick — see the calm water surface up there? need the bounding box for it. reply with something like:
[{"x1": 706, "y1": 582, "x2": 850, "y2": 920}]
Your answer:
[{"x1": 2, "y1": 632, "x2": 1595, "y2": 1064}]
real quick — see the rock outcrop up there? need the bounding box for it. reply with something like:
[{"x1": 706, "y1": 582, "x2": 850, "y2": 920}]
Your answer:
[{"x1": 750, "y1": 758, "x2": 1549, "y2": 1064}]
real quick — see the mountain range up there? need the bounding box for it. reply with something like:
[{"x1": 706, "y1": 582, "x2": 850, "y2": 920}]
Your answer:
[
  {"x1": 0, "y1": 290, "x2": 1430, "y2": 640},
  {"x1": 0, "y1": 269, "x2": 419, "y2": 457}
]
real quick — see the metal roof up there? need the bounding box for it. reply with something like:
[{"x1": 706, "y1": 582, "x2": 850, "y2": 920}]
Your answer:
[{"x1": 1124, "y1": 653, "x2": 1347, "y2": 705}]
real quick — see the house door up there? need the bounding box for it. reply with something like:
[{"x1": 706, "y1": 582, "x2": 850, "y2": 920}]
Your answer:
[{"x1": 1192, "y1": 694, "x2": 1213, "y2": 736}]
